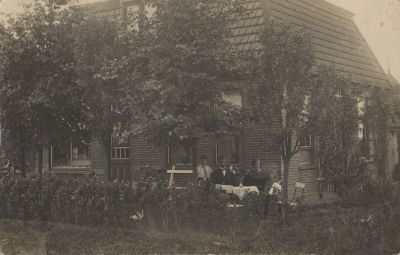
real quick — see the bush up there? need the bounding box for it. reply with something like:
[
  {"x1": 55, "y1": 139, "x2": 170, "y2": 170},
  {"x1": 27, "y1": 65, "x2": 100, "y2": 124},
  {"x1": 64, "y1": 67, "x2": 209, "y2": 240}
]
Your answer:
[
  {"x1": 0, "y1": 175, "x2": 139, "y2": 227},
  {"x1": 0, "y1": 173, "x2": 268, "y2": 232},
  {"x1": 2, "y1": 174, "x2": 399, "y2": 254}
]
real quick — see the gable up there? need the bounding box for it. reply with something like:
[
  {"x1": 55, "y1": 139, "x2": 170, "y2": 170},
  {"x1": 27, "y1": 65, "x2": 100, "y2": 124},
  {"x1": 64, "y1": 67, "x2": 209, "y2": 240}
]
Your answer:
[{"x1": 233, "y1": 0, "x2": 391, "y2": 88}]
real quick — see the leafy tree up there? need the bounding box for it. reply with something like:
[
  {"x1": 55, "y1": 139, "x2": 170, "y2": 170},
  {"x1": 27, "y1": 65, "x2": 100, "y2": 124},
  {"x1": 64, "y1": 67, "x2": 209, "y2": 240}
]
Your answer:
[
  {"x1": 250, "y1": 18, "x2": 314, "y2": 205},
  {"x1": 0, "y1": 0, "x2": 88, "y2": 175},
  {"x1": 365, "y1": 87, "x2": 394, "y2": 183},
  {"x1": 134, "y1": 0, "x2": 246, "y2": 182},
  {"x1": 309, "y1": 67, "x2": 362, "y2": 197},
  {"x1": 72, "y1": 11, "x2": 144, "y2": 178},
  {"x1": 0, "y1": 0, "x2": 143, "y2": 176}
]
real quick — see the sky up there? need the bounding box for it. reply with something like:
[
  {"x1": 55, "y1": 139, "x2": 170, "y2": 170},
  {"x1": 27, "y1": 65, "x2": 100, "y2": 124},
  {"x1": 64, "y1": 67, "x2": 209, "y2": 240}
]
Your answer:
[{"x1": 1, "y1": 0, "x2": 400, "y2": 81}]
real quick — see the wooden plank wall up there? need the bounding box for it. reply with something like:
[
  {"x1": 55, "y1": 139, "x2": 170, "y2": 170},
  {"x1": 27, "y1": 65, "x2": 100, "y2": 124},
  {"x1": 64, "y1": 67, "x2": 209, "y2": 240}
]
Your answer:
[{"x1": 90, "y1": 138, "x2": 107, "y2": 178}]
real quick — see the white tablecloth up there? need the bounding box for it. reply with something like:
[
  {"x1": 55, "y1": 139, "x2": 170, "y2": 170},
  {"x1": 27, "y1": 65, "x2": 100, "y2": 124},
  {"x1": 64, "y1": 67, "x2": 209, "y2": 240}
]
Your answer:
[{"x1": 216, "y1": 185, "x2": 259, "y2": 200}]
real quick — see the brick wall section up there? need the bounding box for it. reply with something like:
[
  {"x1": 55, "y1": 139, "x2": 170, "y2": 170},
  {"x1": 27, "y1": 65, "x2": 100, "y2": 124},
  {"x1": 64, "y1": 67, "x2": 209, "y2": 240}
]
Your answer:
[
  {"x1": 197, "y1": 137, "x2": 217, "y2": 168},
  {"x1": 130, "y1": 134, "x2": 164, "y2": 180},
  {"x1": 243, "y1": 121, "x2": 281, "y2": 176},
  {"x1": 125, "y1": 86, "x2": 283, "y2": 183}
]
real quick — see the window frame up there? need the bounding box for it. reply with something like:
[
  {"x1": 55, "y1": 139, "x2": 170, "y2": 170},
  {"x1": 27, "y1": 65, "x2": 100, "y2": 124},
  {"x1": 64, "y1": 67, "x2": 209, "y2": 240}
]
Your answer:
[
  {"x1": 50, "y1": 142, "x2": 91, "y2": 169},
  {"x1": 221, "y1": 90, "x2": 243, "y2": 108},
  {"x1": 215, "y1": 135, "x2": 242, "y2": 165},
  {"x1": 111, "y1": 147, "x2": 131, "y2": 160},
  {"x1": 167, "y1": 145, "x2": 194, "y2": 168}
]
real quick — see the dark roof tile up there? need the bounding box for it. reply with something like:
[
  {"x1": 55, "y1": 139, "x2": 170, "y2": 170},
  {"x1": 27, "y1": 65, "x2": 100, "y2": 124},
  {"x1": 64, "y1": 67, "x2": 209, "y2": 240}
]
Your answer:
[{"x1": 230, "y1": 0, "x2": 390, "y2": 87}]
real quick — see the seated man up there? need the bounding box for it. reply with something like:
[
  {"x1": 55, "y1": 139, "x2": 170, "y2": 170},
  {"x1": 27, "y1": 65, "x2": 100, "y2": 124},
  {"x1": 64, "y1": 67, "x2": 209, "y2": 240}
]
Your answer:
[
  {"x1": 243, "y1": 159, "x2": 270, "y2": 191},
  {"x1": 211, "y1": 157, "x2": 235, "y2": 186}
]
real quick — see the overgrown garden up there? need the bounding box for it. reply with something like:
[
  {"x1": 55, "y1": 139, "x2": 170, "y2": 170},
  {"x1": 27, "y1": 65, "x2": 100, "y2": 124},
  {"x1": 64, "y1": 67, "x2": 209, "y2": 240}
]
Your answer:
[{"x1": 0, "y1": 0, "x2": 400, "y2": 254}]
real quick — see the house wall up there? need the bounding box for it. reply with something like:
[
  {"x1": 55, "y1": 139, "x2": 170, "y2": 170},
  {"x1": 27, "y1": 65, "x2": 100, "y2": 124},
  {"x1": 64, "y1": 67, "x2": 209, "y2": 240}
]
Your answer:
[
  {"x1": 388, "y1": 131, "x2": 399, "y2": 179},
  {"x1": 90, "y1": 138, "x2": 107, "y2": 178},
  {"x1": 56, "y1": 0, "x2": 394, "y2": 205}
]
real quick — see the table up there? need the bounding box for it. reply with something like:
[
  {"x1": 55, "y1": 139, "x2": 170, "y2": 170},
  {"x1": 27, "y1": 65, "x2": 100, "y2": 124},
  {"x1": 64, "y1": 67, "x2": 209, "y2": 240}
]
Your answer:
[{"x1": 216, "y1": 185, "x2": 259, "y2": 200}]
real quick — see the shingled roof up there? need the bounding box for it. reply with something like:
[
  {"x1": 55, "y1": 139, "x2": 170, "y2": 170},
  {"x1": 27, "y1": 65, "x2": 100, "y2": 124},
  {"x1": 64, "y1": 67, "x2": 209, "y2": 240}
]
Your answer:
[
  {"x1": 387, "y1": 71, "x2": 400, "y2": 88},
  {"x1": 83, "y1": 0, "x2": 391, "y2": 88},
  {"x1": 232, "y1": 0, "x2": 392, "y2": 88}
]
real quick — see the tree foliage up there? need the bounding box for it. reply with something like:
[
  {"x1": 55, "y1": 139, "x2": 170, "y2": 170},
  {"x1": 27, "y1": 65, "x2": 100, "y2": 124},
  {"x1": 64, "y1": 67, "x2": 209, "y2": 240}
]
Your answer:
[
  {"x1": 73, "y1": 11, "x2": 143, "y2": 174},
  {"x1": 365, "y1": 87, "x2": 393, "y2": 183},
  {"x1": 133, "y1": 0, "x2": 247, "y2": 176},
  {"x1": 309, "y1": 67, "x2": 362, "y2": 196},
  {"x1": 0, "y1": 0, "x2": 143, "y2": 175},
  {"x1": 0, "y1": 0, "x2": 87, "y2": 174},
  {"x1": 250, "y1": 17, "x2": 314, "y2": 203}
]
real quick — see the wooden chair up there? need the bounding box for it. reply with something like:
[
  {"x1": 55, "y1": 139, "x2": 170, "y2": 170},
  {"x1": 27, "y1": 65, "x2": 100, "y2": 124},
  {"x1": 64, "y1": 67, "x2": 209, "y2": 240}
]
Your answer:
[{"x1": 290, "y1": 182, "x2": 306, "y2": 207}]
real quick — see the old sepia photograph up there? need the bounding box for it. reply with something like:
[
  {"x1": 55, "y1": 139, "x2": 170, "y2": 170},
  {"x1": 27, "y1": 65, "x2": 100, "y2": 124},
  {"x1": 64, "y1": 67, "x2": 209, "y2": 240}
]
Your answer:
[{"x1": 0, "y1": 0, "x2": 399, "y2": 254}]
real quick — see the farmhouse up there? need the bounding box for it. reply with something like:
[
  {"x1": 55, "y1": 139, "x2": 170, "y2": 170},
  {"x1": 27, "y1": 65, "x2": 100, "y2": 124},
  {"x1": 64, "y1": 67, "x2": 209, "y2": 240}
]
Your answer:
[{"x1": 41, "y1": 0, "x2": 399, "y2": 203}]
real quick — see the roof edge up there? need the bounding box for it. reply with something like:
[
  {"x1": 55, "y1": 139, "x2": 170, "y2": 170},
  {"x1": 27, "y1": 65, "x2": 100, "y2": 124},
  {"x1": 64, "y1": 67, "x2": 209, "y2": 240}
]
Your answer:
[
  {"x1": 303, "y1": 0, "x2": 355, "y2": 19},
  {"x1": 71, "y1": 0, "x2": 121, "y2": 12}
]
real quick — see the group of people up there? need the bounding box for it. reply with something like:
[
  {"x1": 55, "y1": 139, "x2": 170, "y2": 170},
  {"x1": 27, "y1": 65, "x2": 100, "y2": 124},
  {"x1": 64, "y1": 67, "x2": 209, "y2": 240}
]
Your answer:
[{"x1": 196, "y1": 155, "x2": 281, "y2": 193}]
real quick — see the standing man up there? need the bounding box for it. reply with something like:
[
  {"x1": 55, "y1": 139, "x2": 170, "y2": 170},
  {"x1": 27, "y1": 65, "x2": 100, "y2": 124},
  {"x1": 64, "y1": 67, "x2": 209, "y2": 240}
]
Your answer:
[{"x1": 197, "y1": 155, "x2": 213, "y2": 182}]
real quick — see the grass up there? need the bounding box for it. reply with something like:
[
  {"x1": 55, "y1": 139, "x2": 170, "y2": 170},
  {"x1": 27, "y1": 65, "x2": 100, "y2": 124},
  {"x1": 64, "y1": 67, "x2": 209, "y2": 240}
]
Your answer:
[
  {"x1": 0, "y1": 219, "x2": 236, "y2": 255},
  {"x1": 0, "y1": 203, "x2": 399, "y2": 255}
]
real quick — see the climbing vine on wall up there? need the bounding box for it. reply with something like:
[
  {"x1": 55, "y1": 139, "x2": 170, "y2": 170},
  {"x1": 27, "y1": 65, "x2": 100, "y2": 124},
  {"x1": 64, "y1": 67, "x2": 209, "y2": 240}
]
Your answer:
[{"x1": 366, "y1": 88, "x2": 392, "y2": 183}]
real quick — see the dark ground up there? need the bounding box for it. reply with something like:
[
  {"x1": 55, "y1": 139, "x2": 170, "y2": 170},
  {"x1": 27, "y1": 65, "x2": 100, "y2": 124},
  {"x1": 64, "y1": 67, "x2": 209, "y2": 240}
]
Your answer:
[{"x1": 0, "y1": 203, "x2": 399, "y2": 255}]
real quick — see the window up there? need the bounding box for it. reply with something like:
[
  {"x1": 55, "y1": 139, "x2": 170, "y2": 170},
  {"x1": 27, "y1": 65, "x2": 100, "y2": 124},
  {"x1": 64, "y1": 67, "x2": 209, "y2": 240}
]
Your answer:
[
  {"x1": 144, "y1": 2, "x2": 156, "y2": 17},
  {"x1": 52, "y1": 142, "x2": 71, "y2": 167},
  {"x1": 299, "y1": 134, "x2": 312, "y2": 148},
  {"x1": 216, "y1": 136, "x2": 241, "y2": 164},
  {"x1": 126, "y1": 4, "x2": 140, "y2": 31},
  {"x1": 72, "y1": 142, "x2": 90, "y2": 160},
  {"x1": 111, "y1": 129, "x2": 130, "y2": 160},
  {"x1": 357, "y1": 97, "x2": 367, "y2": 140},
  {"x1": 96, "y1": 9, "x2": 121, "y2": 20},
  {"x1": 299, "y1": 134, "x2": 314, "y2": 166},
  {"x1": 222, "y1": 91, "x2": 242, "y2": 108},
  {"x1": 51, "y1": 141, "x2": 91, "y2": 168},
  {"x1": 123, "y1": 1, "x2": 156, "y2": 31},
  {"x1": 168, "y1": 144, "x2": 193, "y2": 167},
  {"x1": 112, "y1": 147, "x2": 130, "y2": 159}
]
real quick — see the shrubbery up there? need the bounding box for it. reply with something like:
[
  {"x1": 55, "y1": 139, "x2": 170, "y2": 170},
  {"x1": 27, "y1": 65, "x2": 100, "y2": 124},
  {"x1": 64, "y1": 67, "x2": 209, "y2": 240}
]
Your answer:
[
  {"x1": 0, "y1": 174, "x2": 267, "y2": 232},
  {"x1": 0, "y1": 175, "x2": 139, "y2": 227},
  {"x1": 1, "y1": 174, "x2": 400, "y2": 254}
]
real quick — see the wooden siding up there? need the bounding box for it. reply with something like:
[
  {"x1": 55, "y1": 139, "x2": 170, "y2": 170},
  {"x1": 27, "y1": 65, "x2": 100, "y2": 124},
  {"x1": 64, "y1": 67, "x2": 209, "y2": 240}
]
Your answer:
[
  {"x1": 110, "y1": 159, "x2": 131, "y2": 181},
  {"x1": 90, "y1": 138, "x2": 107, "y2": 177},
  {"x1": 130, "y1": 134, "x2": 164, "y2": 180},
  {"x1": 71, "y1": 0, "x2": 393, "y2": 204},
  {"x1": 42, "y1": 146, "x2": 49, "y2": 172}
]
